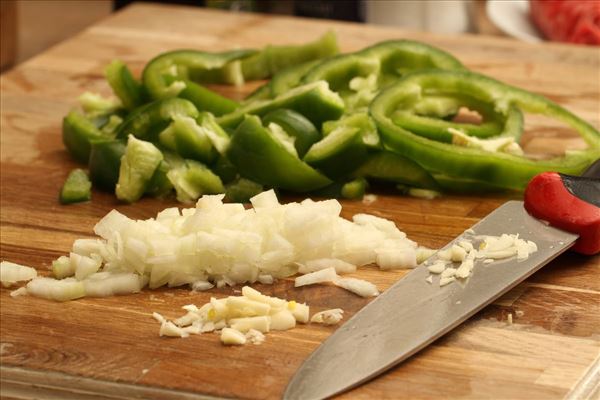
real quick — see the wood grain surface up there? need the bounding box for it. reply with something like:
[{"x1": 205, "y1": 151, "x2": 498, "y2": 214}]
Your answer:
[{"x1": 1, "y1": 4, "x2": 599, "y2": 399}]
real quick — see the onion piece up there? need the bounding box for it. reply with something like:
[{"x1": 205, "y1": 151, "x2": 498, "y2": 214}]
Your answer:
[
  {"x1": 334, "y1": 277, "x2": 379, "y2": 297},
  {"x1": 221, "y1": 327, "x2": 247, "y2": 345},
  {"x1": 297, "y1": 258, "x2": 356, "y2": 275},
  {"x1": 26, "y1": 277, "x2": 85, "y2": 302},
  {"x1": 1, "y1": 261, "x2": 37, "y2": 287},
  {"x1": 294, "y1": 267, "x2": 338, "y2": 287}
]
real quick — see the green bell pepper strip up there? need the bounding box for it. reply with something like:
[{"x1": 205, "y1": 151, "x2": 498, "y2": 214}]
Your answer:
[
  {"x1": 143, "y1": 49, "x2": 257, "y2": 100},
  {"x1": 196, "y1": 112, "x2": 231, "y2": 155},
  {"x1": 352, "y1": 151, "x2": 439, "y2": 189},
  {"x1": 176, "y1": 79, "x2": 239, "y2": 116},
  {"x1": 305, "y1": 112, "x2": 380, "y2": 179},
  {"x1": 88, "y1": 139, "x2": 126, "y2": 192},
  {"x1": 431, "y1": 173, "x2": 508, "y2": 193},
  {"x1": 227, "y1": 115, "x2": 332, "y2": 192},
  {"x1": 115, "y1": 98, "x2": 199, "y2": 141},
  {"x1": 240, "y1": 31, "x2": 339, "y2": 81},
  {"x1": 60, "y1": 169, "x2": 92, "y2": 204},
  {"x1": 116, "y1": 135, "x2": 164, "y2": 203},
  {"x1": 105, "y1": 60, "x2": 146, "y2": 110},
  {"x1": 217, "y1": 81, "x2": 345, "y2": 129},
  {"x1": 302, "y1": 40, "x2": 464, "y2": 111},
  {"x1": 158, "y1": 115, "x2": 218, "y2": 164},
  {"x1": 166, "y1": 158, "x2": 225, "y2": 203},
  {"x1": 225, "y1": 178, "x2": 264, "y2": 203},
  {"x1": 263, "y1": 108, "x2": 321, "y2": 158},
  {"x1": 63, "y1": 110, "x2": 107, "y2": 163},
  {"x1": 370, "y1": 70, "x2": 600, "y2": 190}
]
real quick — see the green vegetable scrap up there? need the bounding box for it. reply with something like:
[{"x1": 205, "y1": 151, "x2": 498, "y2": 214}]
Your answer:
[{"x1": 60, "y1": 169, "x2": 92, "y2": 204}]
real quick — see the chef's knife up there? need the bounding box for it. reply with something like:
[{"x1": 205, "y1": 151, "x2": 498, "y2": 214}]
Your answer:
[{"x1": 284, "y1": 167, "x2": 600, "y2": 400}]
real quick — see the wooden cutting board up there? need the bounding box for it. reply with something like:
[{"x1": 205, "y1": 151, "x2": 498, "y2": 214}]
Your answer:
[{"x1": 1, "y1": 4, "x2": 599, "y2": 399}]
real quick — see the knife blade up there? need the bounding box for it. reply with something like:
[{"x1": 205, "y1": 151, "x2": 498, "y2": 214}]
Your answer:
[{"x1": 283, "y1": 200, "x2": 580, "y2": 400}]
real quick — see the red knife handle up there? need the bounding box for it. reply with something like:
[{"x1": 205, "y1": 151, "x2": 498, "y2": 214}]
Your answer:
[{"x1": 524, "y1": 164, "x2": 600, "y2": 255}]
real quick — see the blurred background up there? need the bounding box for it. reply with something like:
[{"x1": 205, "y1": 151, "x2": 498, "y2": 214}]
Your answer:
[{"x1": 1, "y1": 0, "x2": 597, "y2": 72}]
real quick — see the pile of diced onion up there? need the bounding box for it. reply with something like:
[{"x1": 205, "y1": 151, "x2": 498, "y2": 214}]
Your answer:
[{"x1": 1, "y1": 190, "x2": 431, "y2": 301}]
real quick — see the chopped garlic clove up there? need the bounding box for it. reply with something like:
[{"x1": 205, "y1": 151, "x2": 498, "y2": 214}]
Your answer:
[
  {"x1": 221, "y1": 327, "x2": 247, "y2": 345},
  {"x1": 270, "y1": 310, "x2": 296, "y2": 331},
  {"x1": 455, "y1": 259, "x2": 474, "y2": 279},
  {"x1": 439, "y1": 276, "x2": 456, "y2": 287},
  {"x1": 226, "y1": 296, "x2": 271, "y2": 318},
  {"x1": 311, "y1": 308, "x2": 344, "y2": 325},
  {"x1": 425, "y1": 275, "x2": 433, "y2": 284},
  {"x1": 245, "y1": 329, "x2": 266, "y2": 345},
  {"x1": 229, "y1": 316, "x2": 271, "y2": 333},
  {"x1": 427, "y1": 262, "x2": 447, "y2": 274},
  {"x1": 450, "y1": 245, "x2": 467, "y2": 262},
  {"x1": 334, "y1": 277, "x2": 379, "y2": 297},
  {"x1": 160, "y1": 321, "x2": 188, "y2": 338},
  {"x1": 288, "y1": 301, "x2": 310, "y2": 323},
  {"x1": 241, "y1": 286, "x2": 287, "y2": 308}
]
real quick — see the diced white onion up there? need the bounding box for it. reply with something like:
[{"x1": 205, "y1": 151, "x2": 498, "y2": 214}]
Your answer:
[
  {"x1": 294, "y1": 267, "x2": 338, "y2": 287},
  {"x1": 1, "y1": 261, "x2": 37, "y2": 287},
  {"x1": 334, "y1": 277, "x2": 379, "y2": 297}
]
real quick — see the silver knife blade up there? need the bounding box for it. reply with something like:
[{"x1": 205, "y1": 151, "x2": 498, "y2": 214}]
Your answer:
[{"x1": 283, "y1": 200, "x2": 579, "y2": 400}]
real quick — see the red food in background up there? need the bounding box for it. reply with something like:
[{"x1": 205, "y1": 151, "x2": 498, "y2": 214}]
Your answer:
[{"x1": 530, "y1": 0, "x2": 600, "y2": 45}]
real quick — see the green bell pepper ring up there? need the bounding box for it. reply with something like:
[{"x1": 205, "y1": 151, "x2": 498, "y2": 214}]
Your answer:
[
  {"x1": 352, "y1": 151, "x2": 439, "y2": 190},
  {"x1": 370, "y1": 70, "x2": 600, "y2": 190},
  {"x1": 227, "y1": 115, "x2": 332, "y2": 192},
  {"x1": 60, "y1": 169, "x2": 92, "y2": 204},
  {"x1": 240, "y1": 31, "x2": 339, "y2": 81},
  {"x1": 88, "y1": 139, "x2": 126, "y2": 192},
  {"x1": 217, "y1": 81, "x2": 345, "y2": 129},
  {"x1": 115, "y1": 98, "x2": 199, "y2": 141},
  {"x1": 105, "y1": 60, "x2": 146, "y2": 110},
  {"x1": 393, "y1": 93, "x2": 524, "y2": 142},
  {"x1": 63, "y1": 110, "x2": 107, "y2": 163},
  {"x1": 302, "y1": 40, "x2": 464, "y2": 111},
  {"x1": 263, "y1": 108, "x2": 321, "y2": 158},
  {"x1": 143, "y1": 49, "x2": 257, "y2": 100}
]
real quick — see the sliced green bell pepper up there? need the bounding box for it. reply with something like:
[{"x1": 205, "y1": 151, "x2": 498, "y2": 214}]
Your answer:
[
  {"x1": 353, "y1": 151, "x2": 439, "y2": 189},
  {"x1": 305, "y1": 112, "x2": 380, "y2": 179},
  {"x1": 240, "y1": 31, "x2": 339, "y2": 81},
  {"x1": 312, "y1": 177, "x2": 368, "y2": 200},
  {"x1": 166, "y1": 158, "x2": 224, "y2": 203},
  {"x1": 88, "y1": 139, "x2": 126, "y2": 192},
  {"x1": 302, "y1": 40, "x2": 464, "y2": 111},
  {"x1": 60, "y1": 169, "x2": 92, "y2": 204},
  {"x1": 116, "y1": 135, "x2": 164, "y2": 202},
  {"x1": 115, "y1": 98, "x2": 199, "y2": 141},
  {"x1": 217, "y1": 81, "x2": 345, "y2": 129},
  {"x1": 225, "y1": 178, "x2": 264, "y2": 203},
  {"x1": 177, "y1": 79, "x2": 239, "y2": 116},
  {"x1": 63, "y1": 110, "x2": 107, "y2": 163},
  {"x1": 143, "y1": 49, "x2": 257, "y2": 100},
  {"x1": 105, "y1": 60, "x2": 146, "y2": 110},
  {"x1": 370, "y1": 70, "x2": 600, "y2": 190},
  {"x1": 263, "y1": 108, "x2": 320, "y2": 158},
  {"x1": 158, "y1": 115, "x2": 218, "y2": 164},
  {"x1": 227, "y1": 115, "x2": 332, "y2": 192}
]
